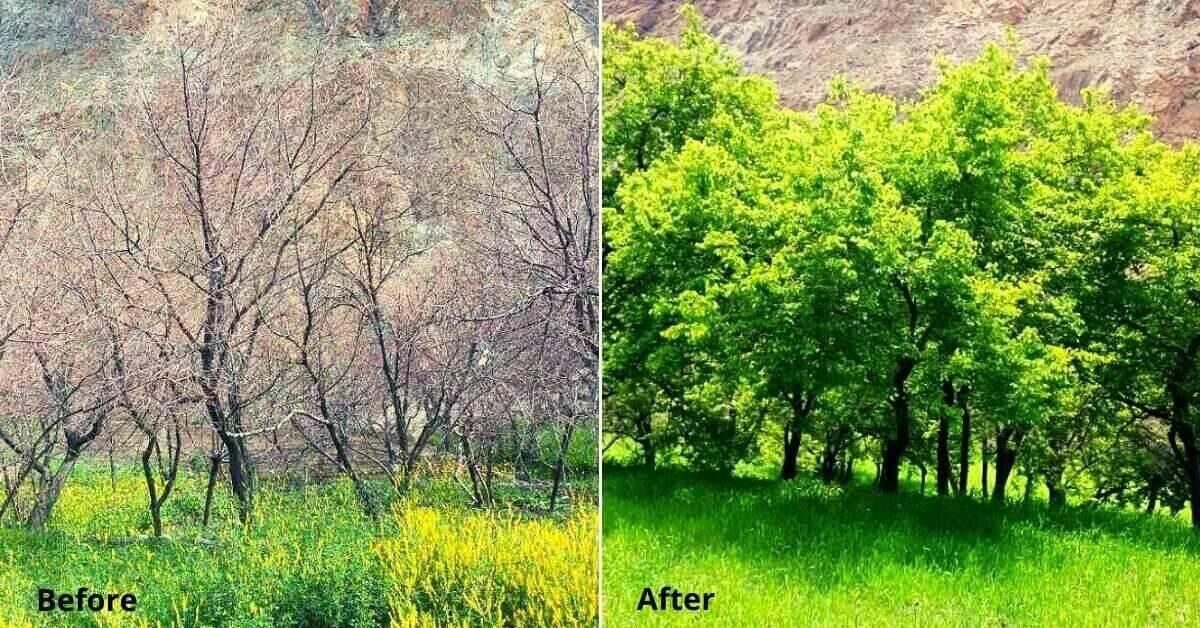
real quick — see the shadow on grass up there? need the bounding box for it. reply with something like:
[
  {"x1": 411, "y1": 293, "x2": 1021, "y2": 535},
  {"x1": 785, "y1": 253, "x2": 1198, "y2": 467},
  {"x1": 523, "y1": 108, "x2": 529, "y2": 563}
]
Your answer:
[{"x1": 603, "y1": 464, "x2": 1200, "y2": 591}]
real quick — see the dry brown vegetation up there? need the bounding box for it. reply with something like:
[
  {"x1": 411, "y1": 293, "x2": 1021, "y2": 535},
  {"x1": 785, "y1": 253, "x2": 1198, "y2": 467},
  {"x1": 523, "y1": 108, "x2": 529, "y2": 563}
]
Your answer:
[
  {"x1": 0, "y1": 0, "x2": 597, "y2": 532},
  {"x1": 605, "y1": 0, "x2": 1200, "y2": 142}
]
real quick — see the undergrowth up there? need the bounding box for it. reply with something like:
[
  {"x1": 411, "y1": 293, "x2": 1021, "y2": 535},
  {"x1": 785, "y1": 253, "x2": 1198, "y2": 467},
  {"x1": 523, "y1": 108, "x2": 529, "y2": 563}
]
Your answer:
[
  {"x1": 0, "y1": 463, "x2": 597, "y2": 627},
  {"x1": 603, "y1": 465, "x2": 1200, "y2": 627}
]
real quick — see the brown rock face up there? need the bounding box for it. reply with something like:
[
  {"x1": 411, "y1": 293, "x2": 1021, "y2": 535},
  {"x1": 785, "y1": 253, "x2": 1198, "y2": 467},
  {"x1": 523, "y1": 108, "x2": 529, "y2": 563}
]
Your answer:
[{"x1": 605, "y1": 0, "x2": 1200, "y2": 142}]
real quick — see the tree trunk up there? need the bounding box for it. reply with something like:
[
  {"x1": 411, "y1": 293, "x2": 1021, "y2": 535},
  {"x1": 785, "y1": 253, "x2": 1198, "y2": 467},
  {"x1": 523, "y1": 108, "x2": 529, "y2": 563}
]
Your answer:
[
  {"x1": 220, "y1": 432, "x2": 254, "y2": 525},
  {"x1": 640, "y1": 438, "x2": 656, "y2": 468},
  {"x1": 109, "y1": 437, "x2": 117, "y2": 492},
  {"x1": 781, "y1": 426, "x2": 802, "y2": 480},
  {"x1": 880, "y1": 357, "x2": 916, "y2": 493},
  {"x1": 348, "y1": 469, "x2": 376, "y2": 519},
  {"x1": 957, "y1": 385, "x2": 971, "y2": 496},
  {"x1": 548, "y1": 423, "x2": 576, "y2": 513},
  {"x1": 365, "y1": 0, "x2": 390, "y2": 37},
  {"x1": 880, "y1": 439, "x2": 905, "y2": 492},
  {"x1": 461, "y1": 431, "x2": 485, "y2": 507},
  {"x1": 937, "y1": 381, "x2": 954, "y2": 496},
  {"x1": 819, "y1": 433, "x2": 840, "y2": 483},
  {"x1": 483, "y1": 444, "x2": 495, "y2": 507},
  {"x1": 199, "y1": 269, "x2": 254, "y2": 524},
  {"x1": 0, "y1": 465, "x2": 22, "y2": 522},
  {"x1": 991, "y1": 426, "x2": 1025, "y2": 504},
  {"x1": 981, "y1": 431, "x2": 990, "y2": 500},
  {"x1": 142, "y1": 436, "x2": 163, "y2": 537},
  {"x1": 781, "y1": 392, "x2": 813, "y2": 481},
  {"x1": 202, "y1": 453, "x2": 221, "y2": 528},
  {"x1": 1045, "y1": 467, "x2": 1066, "y2": 509},
  {"x1": 633, "y1": 410, "x2": 662, "y2": 468},
  {"x1": 1047, "y1": 484, "x2": 1066, "y2": 509},
  {"x1": 26, "y1": 453, "x2": 80, "y2": 530},
  {"x1": 1168, "y1": 336, "x2": 1200, "y2": 528},
  {"x1": 1146, "y1": 475, "x2": 1162, "y2": 514},
  {"x1": 838, "y1": 453, "x2": 854, "y2": 485},
  {"x1": 635, "y1": 412, "x2": 655, "y2": 468},
  {"x1": 324, "y1": 419, "x2": 377, "y2": 519},
  {"x1": 1177, "y1": 422, "x2": 1200, "y2": 529}
]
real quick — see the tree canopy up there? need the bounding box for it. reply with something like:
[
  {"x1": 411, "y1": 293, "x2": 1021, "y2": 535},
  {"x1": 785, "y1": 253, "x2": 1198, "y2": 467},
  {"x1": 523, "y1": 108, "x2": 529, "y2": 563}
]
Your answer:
[{"x1": 602, "y1": 10, "x2": 1200, "y2": 528}]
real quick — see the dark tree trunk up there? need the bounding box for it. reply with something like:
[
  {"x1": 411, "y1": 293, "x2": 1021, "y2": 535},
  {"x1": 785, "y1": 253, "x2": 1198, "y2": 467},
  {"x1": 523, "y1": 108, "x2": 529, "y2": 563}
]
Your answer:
[
  {"x1": 781, "y1": 427, "x2": 802, "y2": 480},
  {"x1": 880, "y1": 357, "x2": 916, "y2": 493},
  {"x1": 199, "y1": 273, "x2": 255, "y2": 525},
  {"x1": 818, "y1": 425, "x2": 848, "y2": 483},
  {"x1": 484, "y1": 444, "x2": 496, "y2": 506},
  {"x1": 322, "y1": 414, "x2": 377, "y2": 519},
  {"x1": 202, "y1": 453, "x2": 221, "y2": 528},
  {"x1": 1146, "y1": 475, "x2": 1162, "y2": 514},
  {"x1": 221, "y1": 432, "x2": 254, "y2": 524},
  {"x1": 365, "y1": 0, "x2": 393, "y2": 37},
  {"x1": 143, "y1": 437, "x2": 162, "y2": 537},
  {"x1": 140, "y1": 424, "x2": 181, "y2": 538},
  {"x1": 1167, "y1": 335, "x2": 1200, "y2": 528},
  {"x1": 838, "y1": 453, "x2": 854, "y2": 485},
  {"x1": 640, "y1": 439, "x2": 656, "y2": 468},
  {"x1": 635, "y1": 411, "x2": 656, "y2": 468},
  {"x1": 957, "y1": 385, "x2": 971, "y2": 496},
  {"x1": 1045, "y1": 467, "x2": 1066, "y2": 509},
  {"x1": 1177, "y1": 423, "x2": 1200, "y2": 529},
  {"x1": 0, "y1": 464, "x2": 26, "y2": 522},
  {"x1": 1047, "y1": 485, "x2": 1066, "y2": 509},
  {"x1": 25, "y1": 452, "x2": 80, "y2": 530},
  {"x1": 548, "y1": 423, "x2": 576, "y2": 513},
  {"x1": 780, "y1": 392, "x2": 813, "y2": 481},
  {"x1": 981, "y1": 431, "x2": 990, "y2": 500},
  {"x1": 937, "y1": 381, "x2": 954, "y2": 496},
  {"x1": 461, "y1": 430, "x2": 486, "y2": 507},
  {"x1": 819, "y1": 442, "x2": 838, "y2": 483},
  {"x1": 25, "y1": 411, "x2": 106, "y2": 531},
  {"x1": 881, "y1": 445, "x2": 904, "y2": 492},
  {"x1": 991, "y1": 426, "x2": 1025, "y2": 504}
]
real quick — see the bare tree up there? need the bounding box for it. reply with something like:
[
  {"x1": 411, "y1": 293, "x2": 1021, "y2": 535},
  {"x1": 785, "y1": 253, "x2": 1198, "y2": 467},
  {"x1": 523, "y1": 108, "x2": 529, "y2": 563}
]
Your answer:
[
  {"x1": 468, "y1": 5, "x2": 599, "y2": 377},
  {"x1": 0, "y1": 0, "x2": 600, "y2": 534},
  {"x1": 464, "y1": 5, "x2": 600, "y2": 511},
  {"x1": 4, "y1": 274, "x2": 119, "y2": 529},
  {"x1": 92, "y1": 12, "x2": 374, "y2": 522},
  {"x1": 109, "y1": 321, "x2": 189, "y2": 538},
  {"x1": 271, "y1": 217, "x2": 380, "y2": 517}
]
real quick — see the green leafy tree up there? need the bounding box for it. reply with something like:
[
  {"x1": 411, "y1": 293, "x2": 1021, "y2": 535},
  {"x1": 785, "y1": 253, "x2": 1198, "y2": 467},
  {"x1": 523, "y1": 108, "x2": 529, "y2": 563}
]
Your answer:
[
  {"x1": 603, "y1": 7, "x2": 1200, "y2": 528},
  {"x1": 1076, "y1": 144, "x2": 1200, "y2": 526}
]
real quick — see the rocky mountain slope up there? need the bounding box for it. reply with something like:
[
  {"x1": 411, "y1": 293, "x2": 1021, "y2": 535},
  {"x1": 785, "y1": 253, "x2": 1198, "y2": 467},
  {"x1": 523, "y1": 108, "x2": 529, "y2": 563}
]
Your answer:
[
  {"x1": 1, "y1": 0, "x2": 595, "y2": 83},
  {"x1": 605, "y1": 0, "x2": 1200, "y2": 142}
]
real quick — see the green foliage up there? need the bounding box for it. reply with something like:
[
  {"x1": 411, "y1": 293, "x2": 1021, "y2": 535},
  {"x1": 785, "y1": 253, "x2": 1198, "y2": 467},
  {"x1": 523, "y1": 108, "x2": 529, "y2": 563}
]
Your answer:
[
  {"x1": 602, "y1": 6, "x2": 1200, "y2": 525},
  {"x1": 602, "y1": 6, "x2": 778, "y2": 206}
]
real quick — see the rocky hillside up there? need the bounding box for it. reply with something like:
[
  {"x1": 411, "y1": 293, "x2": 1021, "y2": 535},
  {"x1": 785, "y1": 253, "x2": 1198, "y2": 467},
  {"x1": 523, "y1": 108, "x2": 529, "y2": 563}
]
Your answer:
[
  {"x1": 1, "y1": 0, "x2": 595, "y2": 82},
  {"x1": 605, "y1": 0, "x2": 1200, "y2": 142}
]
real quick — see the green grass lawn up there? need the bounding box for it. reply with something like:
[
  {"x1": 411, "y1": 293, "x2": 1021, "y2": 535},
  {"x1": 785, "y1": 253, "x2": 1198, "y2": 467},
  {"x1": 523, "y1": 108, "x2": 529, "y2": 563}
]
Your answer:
[
  {"x1": 602, "y1": 466, "x2": 1200, "y2": 627},
  {"x1": 0, "y1": 463, "x2": 597, "y2": 627}
]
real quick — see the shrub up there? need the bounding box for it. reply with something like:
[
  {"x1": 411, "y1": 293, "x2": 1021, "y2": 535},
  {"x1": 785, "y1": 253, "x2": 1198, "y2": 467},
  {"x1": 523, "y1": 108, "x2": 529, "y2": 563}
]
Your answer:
[{"x1": 375, "y1": 506, "x2": 598, "y2": 627}]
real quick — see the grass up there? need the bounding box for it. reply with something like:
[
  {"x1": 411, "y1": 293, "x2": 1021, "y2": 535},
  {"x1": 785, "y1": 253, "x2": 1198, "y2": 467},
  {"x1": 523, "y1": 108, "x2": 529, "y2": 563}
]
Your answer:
[
  {"x1": 0, "y1": 462, "x2": 597, "y2": 627},
  {"x1": 602, "y1": 465, "x2": 1200, "y2": 627}
]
